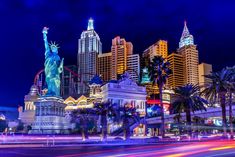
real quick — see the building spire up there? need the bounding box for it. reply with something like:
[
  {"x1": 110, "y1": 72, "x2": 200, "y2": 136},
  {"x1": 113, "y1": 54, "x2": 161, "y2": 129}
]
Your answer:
[
  {"x1": 181, "y1": 20, "x2": 190, "y2": 39},
  {"x1": 87, "y1": 18, "x2": 94, "y2": 30},
  {"x1": 179, "y1": 20, "x2": 194, "y2": 48}
]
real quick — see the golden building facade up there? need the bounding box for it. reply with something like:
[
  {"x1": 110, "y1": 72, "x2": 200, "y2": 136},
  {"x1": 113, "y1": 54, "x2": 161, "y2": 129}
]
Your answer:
[
  {"x1": 198, "y1": 63, "x2": 212, "y2": 87},
  {"x1": 155, "y1": 40, "x2": 168, "y2": 59},
  {"x1": 126, "y1": 42, "x2": 133, "y2": 56},
  {"x1": 111, "y1": 36, "x2": 133, "y2": 80},
  {"x1": 97, "y1": 52, "x2": 112, "y2": 82},
  {"x1": 178, "y1": 45, "x2": 199, "y2": 85},
  {"x1": 143, "y1": 39, "x2": 168, "y2": 62},
  {"x1": 167, "y1": 53, "x2": 184, "y2": 89}
]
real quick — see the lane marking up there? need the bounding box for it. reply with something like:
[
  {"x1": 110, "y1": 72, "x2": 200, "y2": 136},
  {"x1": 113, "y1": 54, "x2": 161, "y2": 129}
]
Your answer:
[{"x1": 209, "y1": 146, "x2": 233, "y2": 151}]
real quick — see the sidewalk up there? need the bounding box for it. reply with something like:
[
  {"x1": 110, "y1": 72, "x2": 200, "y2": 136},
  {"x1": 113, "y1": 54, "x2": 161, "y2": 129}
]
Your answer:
[
  {"x1": 0, "y1": 135, "x2": 153, "y2": 145},
  {"x1": 0, "y1": 135, "x2": 227, "y2": 147}
]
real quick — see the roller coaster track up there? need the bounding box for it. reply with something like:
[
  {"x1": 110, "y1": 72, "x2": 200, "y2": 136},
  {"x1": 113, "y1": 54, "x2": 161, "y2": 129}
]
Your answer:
[{"x1": 34, "y1": 66, "x2": 94, "y2": 85}]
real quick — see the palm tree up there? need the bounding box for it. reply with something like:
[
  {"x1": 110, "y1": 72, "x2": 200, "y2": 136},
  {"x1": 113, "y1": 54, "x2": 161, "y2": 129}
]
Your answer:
[
  {"x1": 118, "y1": 103, "x2": 140, "y2": 140},
  {"x1": 202, "y1": 68, "x2": 232, "y2": 136},
  {"x1": 93, "y1": 101, "x2": 118, "y2": 141},
  {"x1": 172, "y1": 84, "x2": 208, "y2": 137},
  {"x1": 71, "y1": 108, "x2": 93, "y2": 141},
  {"x1": 225, "y1": 66, "x2": 235, "y2": 139},
  {"x1": 149, "y1": 56, "x2": 172, "y2": 138}
]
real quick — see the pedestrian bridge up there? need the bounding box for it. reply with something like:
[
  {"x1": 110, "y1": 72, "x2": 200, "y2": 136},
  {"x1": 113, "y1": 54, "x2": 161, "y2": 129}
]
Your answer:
[{"x1": 146, "y1": 105, "x2": 235, "y2": 124}]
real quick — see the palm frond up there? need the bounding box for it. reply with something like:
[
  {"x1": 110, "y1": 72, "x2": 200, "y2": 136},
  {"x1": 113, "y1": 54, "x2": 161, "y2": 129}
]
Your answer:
[{"x1": 172, "y1": 84, "x2": 208, "y2": 114}]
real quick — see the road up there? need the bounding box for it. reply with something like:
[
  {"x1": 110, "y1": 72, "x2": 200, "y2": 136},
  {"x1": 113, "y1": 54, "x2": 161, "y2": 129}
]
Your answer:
[{"x1": 1, "y1": 140, "x2": 235, "y2": 157}]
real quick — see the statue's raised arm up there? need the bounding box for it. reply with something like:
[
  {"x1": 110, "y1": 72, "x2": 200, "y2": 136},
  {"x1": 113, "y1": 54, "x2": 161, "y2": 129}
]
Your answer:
[{"x1": 42, "y1": 27, "x2": 50, "y2": 58}]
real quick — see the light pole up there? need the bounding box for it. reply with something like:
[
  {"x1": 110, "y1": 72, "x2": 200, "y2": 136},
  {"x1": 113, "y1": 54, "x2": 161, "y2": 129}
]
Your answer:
[{"x1": 39, "y1": 102, "x2": 42, "y2": 133}]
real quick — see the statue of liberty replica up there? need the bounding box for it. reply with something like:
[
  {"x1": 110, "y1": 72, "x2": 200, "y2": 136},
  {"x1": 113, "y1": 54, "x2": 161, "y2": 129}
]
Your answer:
[
  {"x1": 30, "y1": 27, "x2": 70, "y2": 134},
  {"x1": 42, "y1": 27, "x2": 64, "y2": 96}
]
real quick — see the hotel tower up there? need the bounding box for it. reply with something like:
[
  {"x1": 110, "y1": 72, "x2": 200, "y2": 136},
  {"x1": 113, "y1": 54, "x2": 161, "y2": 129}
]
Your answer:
[
  {"x1": 111, "y1": 36, "x2": 133, "y2": 80},
  {"x1": 177, "y1": 21, "x2": 199, "y2": 85},
  {"x1": 77, "y1": 18, "x2": 102, "y2": 95}
]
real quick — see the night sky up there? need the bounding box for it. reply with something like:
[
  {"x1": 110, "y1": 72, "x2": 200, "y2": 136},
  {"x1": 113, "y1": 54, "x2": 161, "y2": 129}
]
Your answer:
[{"x1": 0, "y1": 0, "x2": 235, "y2": 107}]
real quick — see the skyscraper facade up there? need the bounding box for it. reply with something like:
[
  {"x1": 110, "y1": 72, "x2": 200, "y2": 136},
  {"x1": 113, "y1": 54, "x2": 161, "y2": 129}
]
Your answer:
[
  {"x1": 97, "y1": 52, "x2": 112, "y2": 82},
  {"x1": 111, "y1": 36, "x2": 133, "y2": 80},
  {"x1": 155, "y1": 40, "x2": 168, "y2": 59},
  {"x1": 127, "y1": 54, "x2": 140, "y2": 82},
  {"x1": 177, "y1": 21, "x2": 199, "y2": 85},
  {"x1": 167, "y1": 53, "x2": 184, "y2": 89},
  {"x1": 77, "y1": 18, "x2": 102, "y2": 94},
  {"x1": 143, "y1": 40, "x2": 168, "y2": 62},
  {"x1": 198, "y1": 63, "x2": 212, "y2": 88},
  {"x1": 126, "y1": 42, "x2": 133, "y2": 56}
]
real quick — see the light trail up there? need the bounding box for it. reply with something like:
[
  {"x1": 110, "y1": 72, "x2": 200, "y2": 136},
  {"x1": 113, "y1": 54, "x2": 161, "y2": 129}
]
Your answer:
[{"x1": 1, "y1": 137, "x2": 235, "y2": 157}]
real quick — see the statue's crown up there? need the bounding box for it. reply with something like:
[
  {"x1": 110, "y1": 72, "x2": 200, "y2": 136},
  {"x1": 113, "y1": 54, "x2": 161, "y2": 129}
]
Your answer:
[{"x1": 49, "y1": 41, "x2": 59, "y2": 49}]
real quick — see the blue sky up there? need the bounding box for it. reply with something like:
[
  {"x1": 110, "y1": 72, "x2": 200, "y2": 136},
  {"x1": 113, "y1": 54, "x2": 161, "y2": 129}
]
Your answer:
[{"x1": 0, "y1": 0, "x2": 235, "y2": 106}]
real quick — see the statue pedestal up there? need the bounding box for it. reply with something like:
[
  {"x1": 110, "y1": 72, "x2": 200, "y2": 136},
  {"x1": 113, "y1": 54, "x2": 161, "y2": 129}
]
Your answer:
[{"x1": 30, "y1": 96, "x2": 71, "y2": 134}]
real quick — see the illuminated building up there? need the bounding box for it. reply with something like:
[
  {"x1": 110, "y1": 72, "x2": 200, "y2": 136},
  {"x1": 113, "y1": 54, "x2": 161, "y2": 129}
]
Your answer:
[
  {"x1": 24, "y1": 85, "x2": 38, "y2": 111},
  {"x1": 64, "y1": 75, "x2": 103, "y2": 121},
  {"x1": 64, "y1": 95, "x2": 94, "y2": 110},
  {"x1": 30, "y1": 96, "x2": 71, "y2": 134},
  {"x1": 179, "y1": 21, "x2": 194, "y2": 48},
  {"x1": 64, "y1": 75, "x2": 103, "y2": 110},
  {"x1": 126, "y1": 42, "x2": 133, "y2": 56},
  {"x1": 97, "y1": 52, "x2": 112, "y2": 82},
  {"x1": 127, "y1": 54, "x2": 140, "y2": 82},
  {"x1": 141, "y1": 67, "x2": 150, "y2": 84},
  {"x1": 77, "y1": 18, "x2": 102, "y2": 94},
  {"x1": 146, "y1": 89, "x2": 174, "y2": 115},
  {"x1": 198, "y1": 63, "x2": 212, "y2": 88},
  {"x1": 167, "y1": 53, "x2": 184, "y2": 89},
  {"x1": 102, "y1": 73, "x2": 146, "y2": 114},
  {"x1": 111, "y1": 36, "x2": 133, "y2": 80},
  {"x1": 177, "y1": 21, "x2": 199, "y2": 85},
  {"x1": 140, "y1": 67, "x2": 158, "y2": 98},
  {"x1": 143, "y1": 40, "x2": 168, "y2": 62},
  {"x1": 102, "y1": 72, "x2": 147, "y2": 135},
  {"x1": 89, "y1": 75, "x2": 103, "y2": 101},
  {"x1": 19, "y1": 85, "x2": 39, "y2": 125}
]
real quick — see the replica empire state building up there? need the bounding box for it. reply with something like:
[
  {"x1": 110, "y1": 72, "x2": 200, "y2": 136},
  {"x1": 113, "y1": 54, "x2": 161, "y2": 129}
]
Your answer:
[{"x1": 77, "y1": 18, "x2": 102, "y2": 95}]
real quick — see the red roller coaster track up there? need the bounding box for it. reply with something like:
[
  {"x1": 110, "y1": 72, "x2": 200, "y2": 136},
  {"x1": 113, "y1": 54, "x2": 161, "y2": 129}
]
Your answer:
[{"x1": 34, "y1": 66, "x2": 94, "y2": 85}]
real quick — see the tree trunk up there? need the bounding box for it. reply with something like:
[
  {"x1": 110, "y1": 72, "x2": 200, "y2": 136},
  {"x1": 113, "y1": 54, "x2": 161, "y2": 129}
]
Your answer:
[
  {"x1": 194, "y1": 117, "x2": 200, "y2": 139},
  {"x1": 159, "y1": 85, "x2": 165, "y2": 138},
  {"x1": 101, "y1": 114, "x2": 107, "y2": 141},
  {"x1": 123, "y1": 118, "x2": 130, "y2": 140},
  {"x1": 81, "y1": 117, "x2": 88, "y2": 141},
  {"x1": 185, "y1": 108, "x2": 192, "y2": 137},
  {"x1": 144, "y1": 102, "x2": 148, "y2": 136},
  {"x1": 177, "y1": 114, "x2": 182, "y2": 136},
  {"x1": 229, "y1": 91, "x2": 234, "y2": 139},
  {"x1": 219, "y1": 93, "x2": 227, "y2": 136},
  {"x1": 81, "y1": 128, "x2": 85, "y2": 141}
]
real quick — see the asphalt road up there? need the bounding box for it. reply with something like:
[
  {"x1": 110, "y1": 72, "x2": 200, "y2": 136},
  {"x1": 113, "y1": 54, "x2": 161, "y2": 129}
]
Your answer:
[{"x1": 1, "y1": 140, "x2": 235, "y2": 157}]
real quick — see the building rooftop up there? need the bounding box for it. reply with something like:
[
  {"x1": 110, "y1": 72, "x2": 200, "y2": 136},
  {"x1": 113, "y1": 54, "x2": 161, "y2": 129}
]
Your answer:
[{"x1": 89, "y1": 75, "x2": 103, "y2": 85}]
